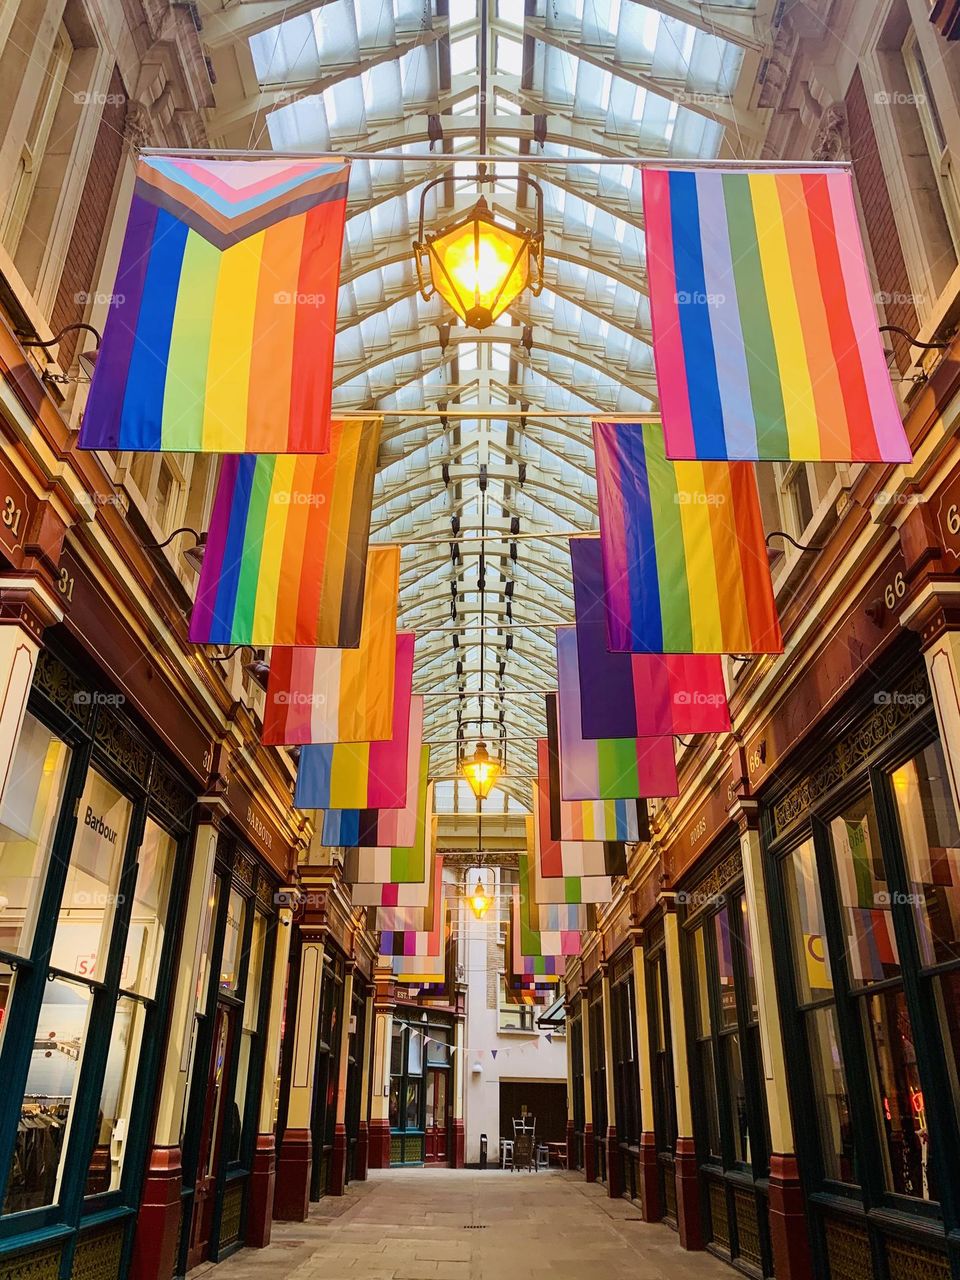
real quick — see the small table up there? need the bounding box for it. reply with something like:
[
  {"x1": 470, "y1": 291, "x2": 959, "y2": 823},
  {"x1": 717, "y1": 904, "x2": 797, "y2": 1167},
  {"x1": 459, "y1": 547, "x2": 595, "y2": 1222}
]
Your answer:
[{"x1": 546, "y1": 1142, "x2": 567, "y2": 1167}]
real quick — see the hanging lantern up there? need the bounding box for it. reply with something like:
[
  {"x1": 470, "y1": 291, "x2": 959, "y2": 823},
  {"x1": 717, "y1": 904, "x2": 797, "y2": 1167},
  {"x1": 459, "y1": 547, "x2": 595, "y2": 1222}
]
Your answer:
[
  {"x1": 415, "y1": 179, "x2": 545, "y2": 330},
  {"x1": 461, "y1": 739, "x2": 501, "y2": 800},
  {"x1": 467, "y1": 875, "x2": 494, "y2": 921}
]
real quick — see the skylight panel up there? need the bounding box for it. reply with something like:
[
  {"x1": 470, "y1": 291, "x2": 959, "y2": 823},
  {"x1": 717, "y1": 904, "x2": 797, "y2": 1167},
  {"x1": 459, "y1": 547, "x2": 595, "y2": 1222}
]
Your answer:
[
  {"x1": 495, "y1": 34, "x2": 523, "y2": 76},
  {"x1": 450, "y1": 35, "x2": 477, "y2": 75}
]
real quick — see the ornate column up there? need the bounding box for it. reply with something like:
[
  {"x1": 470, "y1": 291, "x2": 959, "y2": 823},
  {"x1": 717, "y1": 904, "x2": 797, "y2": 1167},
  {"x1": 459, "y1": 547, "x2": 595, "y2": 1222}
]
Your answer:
[
  {"x1": 664, "y1": 900, "x2": 704, "y2": 1250},
  {"x1": 0, "y1": 576, "x2": 63, "y2": 804},
  {"x1": 734, "y1": 799, "x2": 813, "y2": 1279},
  {"x1": 580, "y1": 992, "x2": 596, "y2": 1182},
  {"x1": 273, "y1": 924, "x2": 326, "y2": 1220},
  {"x1": 451, "y1": 1012, "x2": 465, "y2": 1167},
  {"x1": 600, "y1": 968, "x2": 623, "y2": 1197},
  {"x1": 328, "y1": 965, "x2": 355, "y2": 1195},
  {"x1": 632, "y1": 941, "x2": 661, "y2": 1221},
  {"x1": 355, "y1": 988, "x2": 375, "y2": 1180},
  {"x1": 367, "y1": 972, "x2": 396, "y2": 1168},
  {"x1": 131, "y1": 806, "x2": 222, "y2": 1280},
  {"x1": 246, "y1": 897, "x2": 295, "y2": 1247}
]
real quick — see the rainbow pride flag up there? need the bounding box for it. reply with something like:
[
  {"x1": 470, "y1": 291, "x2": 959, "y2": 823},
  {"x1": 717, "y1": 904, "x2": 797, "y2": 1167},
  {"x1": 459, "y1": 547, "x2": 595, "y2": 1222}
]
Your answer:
[
  {"x1": 294, "y1": 694, "x2": 422, "y2": 812},
  {"x1": 191, "y1": 428, "x2": 384, "y2": 647},
  {"x1": 552, "y1": 651, "x2": 679, "y2": 801},
  {"x1": 263, "y1": 619, "x2": 411, "y2": 745},
  {"x1": 570, "y1": 537, "x2": 730, "y2": 739},
  {"x1": 593, "y1": 421, "x2": 781, "y2": 654},
  {"x1": 80, "y1": 156, "x2": 349, "y2": 453},
  {"x1": 643, "y1": 168, "x2": 909, "y2": 464},
  {"x1": 539, "y1": 738, "x2": 644, "y2": 850}
]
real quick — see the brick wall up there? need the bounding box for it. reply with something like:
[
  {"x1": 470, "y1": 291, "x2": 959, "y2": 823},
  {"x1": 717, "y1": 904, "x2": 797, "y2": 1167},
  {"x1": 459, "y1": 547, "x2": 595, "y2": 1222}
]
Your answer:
[
  {"x1": 50, "y1": 65, "x2": 127, "y2": 370},
  {"x1": 845, "y1": 68, "x2": 918, "y2": 374}
]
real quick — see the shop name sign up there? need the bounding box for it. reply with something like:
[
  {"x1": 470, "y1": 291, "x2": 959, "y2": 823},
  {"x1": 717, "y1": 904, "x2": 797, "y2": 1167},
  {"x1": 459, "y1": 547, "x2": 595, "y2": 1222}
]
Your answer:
[
  {"x1": 245, "y1": 804, "x2": 273, "y2": 850},
  {"x1": 84, "y1": 805, "x2": 118, "y2": 844}
]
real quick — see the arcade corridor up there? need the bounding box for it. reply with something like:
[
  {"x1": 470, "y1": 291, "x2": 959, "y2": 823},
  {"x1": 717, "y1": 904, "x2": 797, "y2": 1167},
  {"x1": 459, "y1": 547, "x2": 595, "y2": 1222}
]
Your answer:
[{"x1": 202, "y1": 1169, "x2": 733, "y2": 1280}]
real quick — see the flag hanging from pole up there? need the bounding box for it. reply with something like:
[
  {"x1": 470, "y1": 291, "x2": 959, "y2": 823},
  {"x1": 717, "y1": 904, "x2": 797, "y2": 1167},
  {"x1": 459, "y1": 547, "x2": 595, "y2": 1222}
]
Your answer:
[
  {"x1": 643, "y1": 167, "x2": 909, "y2": 464},
  {"x1": 79, "y1": 156, "x2": 350, "y2": 453},
  {"x1": 593, "y1": 421, "x2": 781, "y2": 655},
  {"x1": 529, "y1": 799, "x2": 614, "y2": 905},
  {"x1": 294, "y1": 693, "x2": 422, "y2": 813},
  {"x1": 569, "y1": 537, "x2": 730, "y2": 739},
  {"x1": 190, "y1": 424, "x2": 384, "y2": 647},
  {"x1": 316, "y1": 735, "x2": 426, "y2": 849},
  {"x1": 537, "y1": 740, "x2": 637, "y2": 863}
]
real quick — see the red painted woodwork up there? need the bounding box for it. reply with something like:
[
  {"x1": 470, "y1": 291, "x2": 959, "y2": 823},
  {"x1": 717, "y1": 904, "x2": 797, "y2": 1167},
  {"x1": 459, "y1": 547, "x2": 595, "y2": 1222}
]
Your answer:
[
  {"x1": 767, "y1": 1153, "x2": 814, "y2": 1280},
  {"x1": 355, "y1": 1121, "x2": 370, "y2": 1180},
  {"x1": 273, "y1": 1127, "x2": 312, "y2": 1220},
  {"x1": 605, "y1": 1126, "x2": 623, "y2": 1198},
  {"x1": 246, "y1": 1133, "x2": 276, "y2": 1248},
  {"x1": 565, "y1": 1120, "x2": 575, "y2": 1170},
  {"x1": 129, "y1": 1146, "x2": 183, "y2": 1280},
  {"x1": 583, "y1": 1122, "x2": 596, "y2": 1182},
  {"x1": 638, "y1": 1132, "x2": 663, "y2": 1222},
  {"x1": 367, "y1": 1118, "x2": 391, "y2": 1169},
  {"x1": 424, "y1": 1067, "x2": 449, "y2": 1163},
  {"x1": 674, "y1": 1137, "x2": 705, "y2": 1250},
  {"x1": 329, "y1": 1123, "x2": 347, "y2": 1196},
  {"x1": 932, "y1": 0, "x2": 960, "y2": 38}
]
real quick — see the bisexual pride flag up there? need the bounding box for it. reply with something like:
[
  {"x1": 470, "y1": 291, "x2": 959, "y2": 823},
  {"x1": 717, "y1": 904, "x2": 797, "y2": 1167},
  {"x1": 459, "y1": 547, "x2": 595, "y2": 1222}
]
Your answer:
[{"x1": 643, "y1": 168, "x2": 909, "y2": 464}]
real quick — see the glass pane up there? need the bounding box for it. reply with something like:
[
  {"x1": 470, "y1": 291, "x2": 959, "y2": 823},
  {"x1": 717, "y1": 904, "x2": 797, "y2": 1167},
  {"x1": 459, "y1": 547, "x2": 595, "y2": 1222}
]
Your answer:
[
  {"x1": 195, "y1": 875, "x2": 221, "y2": 1013},
  {"x1": 388, "y1": 1078, "x2": 400, "y2": 1128},
  {"x1": 122, "y1": 819, "x2": 177, "y2": 997},
  {"x1": 243, "y1": 912, "x2": 267, "y2": 1032},
  {"x1": 407, "y1": 1028, "x2": 423, "y2": 1076},
  {"x1": 404, "y1": 1080, "x2": 421, "y2": 1129},
  {"x1": 433, "y1": 1071, "x2": 447, "y2": 1125},
  {"x1": 84, "y1": 996, "x2": 148, "y2": 1196},
  {"x1": 0, "y1": 714, "x2": 70, "y2": 959},
  {"x1": 865, "y1": 986, "x2": 933, "y2": 1200},
  {"x1": 692, "y1": 927, "x2": 711, "y2": 1036},
  {"x1": 698, "y1": 1040, "x2": 721, "y2": 1158},
  {"x1": 426, "y1": 1028, "x2": 450, "y2": 1064},
  {"x1": 205, "y1": 1012, "x2": 231, "y2": 1178},
  {"x1": 390, "y1": 1026, "x2": 403, "y2": 1075},
  {"x1": 4, "y1": 979, "x2": 92, "y2": 1214},
  {"x1": 782, "y1": 839, "x2": 834, "y2": 1003},
  {"x1": 51, "y1": 770, "x2": 132, "y2": 983},
  {"x1": 806, "y1": 1005, "x2": 856, "y2": 1184},
  {"x1": 739, "y1": 899, "x2": 759, "y2": 1021},
  {"x1": 723, "y1": 1032, "x2": 751, "y2": 1164},
  {"x1": 830, "y1": 796, "x2": 900, "y2": 987},
  {"x1": 219, "y1": 890, "x2": 246, "y2": 994},
  {"x1": 891, "y1": 741, "x2": 960, "y2": 969},
  {"x1": 230, "y1": 1031, "x2": 253, "y2": 1164},
  {"x1": 714, "y1": 908, "x2": 738, "y2": 1029}
]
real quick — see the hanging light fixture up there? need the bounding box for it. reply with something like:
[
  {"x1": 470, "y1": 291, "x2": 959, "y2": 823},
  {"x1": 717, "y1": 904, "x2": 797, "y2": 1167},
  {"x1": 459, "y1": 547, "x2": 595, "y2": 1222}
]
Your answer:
[
  {"x1": 414, "y1": 192, "x2": 544, "y2": 330},
  {"x1": 467, "y1": 874, "x2": 494, "y2": 921},
  {"x1": 461, "y1": 739, "x2": 500, "y2": 800}
]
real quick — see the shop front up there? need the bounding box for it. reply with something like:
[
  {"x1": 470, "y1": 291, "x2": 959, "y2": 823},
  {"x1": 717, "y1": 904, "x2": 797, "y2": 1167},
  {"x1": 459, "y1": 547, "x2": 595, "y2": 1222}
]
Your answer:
[
  {"x1": 0, "y1": 642, "x2": 197, "y2": 1278},
  {"x1": 762, "y1": 646, "x2": 960, "y2": 1278},
  {"x1": 388, "y1": 1010, "x2": 455, "y2": 1167}
]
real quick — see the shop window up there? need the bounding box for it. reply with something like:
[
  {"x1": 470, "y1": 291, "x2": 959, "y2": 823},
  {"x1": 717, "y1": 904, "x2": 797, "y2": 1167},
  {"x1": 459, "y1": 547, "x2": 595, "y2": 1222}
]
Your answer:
[
  {"x1": 830, "y1": 796, "x2": 901, "y2": 987},
  {"x1": 426, "y1": 1027, "x2": 451, "y2": 1065},
  {"x1": 231, "y1": 910, "x2": 267, "y2": 1164},
  {"x1": 219, "y1": 889, "x2": 247, "y2": 994},
  {"x1": 649, "y1": 951, "x2": 677, "y2": 1155},
  {"x1": 691, "y1": 924, "x2": 721, "y2": 1159},
  {"x1": 49, "y1": 768, "x2": 133, "y2": 984},
  {"x1": 782, "y1": 839, "x2": 856, "y2": 1185},
  {"x1": 4, "y1": 978, "x2": 92, "y2": 1213},
  {"x1": 0, "y1": 714, "x2": 72, "y2": 962},
  {"x1": 389, "y1": 1023, "x2": 425, "y2": 1136},
  {"x1": 121, "y1": 818, "x2": 177, "y2": 998},
  {"x1": 611, "y1": 977, "x2": 640, "y2": 1147},
  {"x1": 83, "y1": 996, "x2": 148, "y2": 1196}
]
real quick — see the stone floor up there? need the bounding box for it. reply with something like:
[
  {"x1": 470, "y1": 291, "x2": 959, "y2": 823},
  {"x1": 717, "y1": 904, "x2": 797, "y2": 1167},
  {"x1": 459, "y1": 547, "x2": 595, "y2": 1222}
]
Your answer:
[{"x1": 197, "y1": 1169, "x2": 734, "y2": 1280}]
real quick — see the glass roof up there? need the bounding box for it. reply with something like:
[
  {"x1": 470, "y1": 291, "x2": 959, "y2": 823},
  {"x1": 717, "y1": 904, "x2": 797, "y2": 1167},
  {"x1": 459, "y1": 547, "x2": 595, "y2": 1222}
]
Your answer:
[{"x1": 229, "y1": 0, "x2": 761, "y2": 806}]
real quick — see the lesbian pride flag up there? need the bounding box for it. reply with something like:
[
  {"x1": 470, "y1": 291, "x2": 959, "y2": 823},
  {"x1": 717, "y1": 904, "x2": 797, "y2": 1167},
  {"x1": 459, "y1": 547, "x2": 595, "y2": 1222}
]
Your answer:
[
  {"x1": 643, "y1": 167, "x2": 909, "y2": 464},
  {"x1": 80, "y1": 156, "x2": 349, "y2": 453}
]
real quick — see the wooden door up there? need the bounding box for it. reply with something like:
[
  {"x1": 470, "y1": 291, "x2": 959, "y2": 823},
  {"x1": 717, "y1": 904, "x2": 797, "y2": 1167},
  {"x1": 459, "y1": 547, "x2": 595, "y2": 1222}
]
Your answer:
[
  {"x1": 424, "y1": 1068, "x2": 448, "y2": 1163},
  {"x1": 187, "y1": 1004, "x2": 234, "y2": 1269}
]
